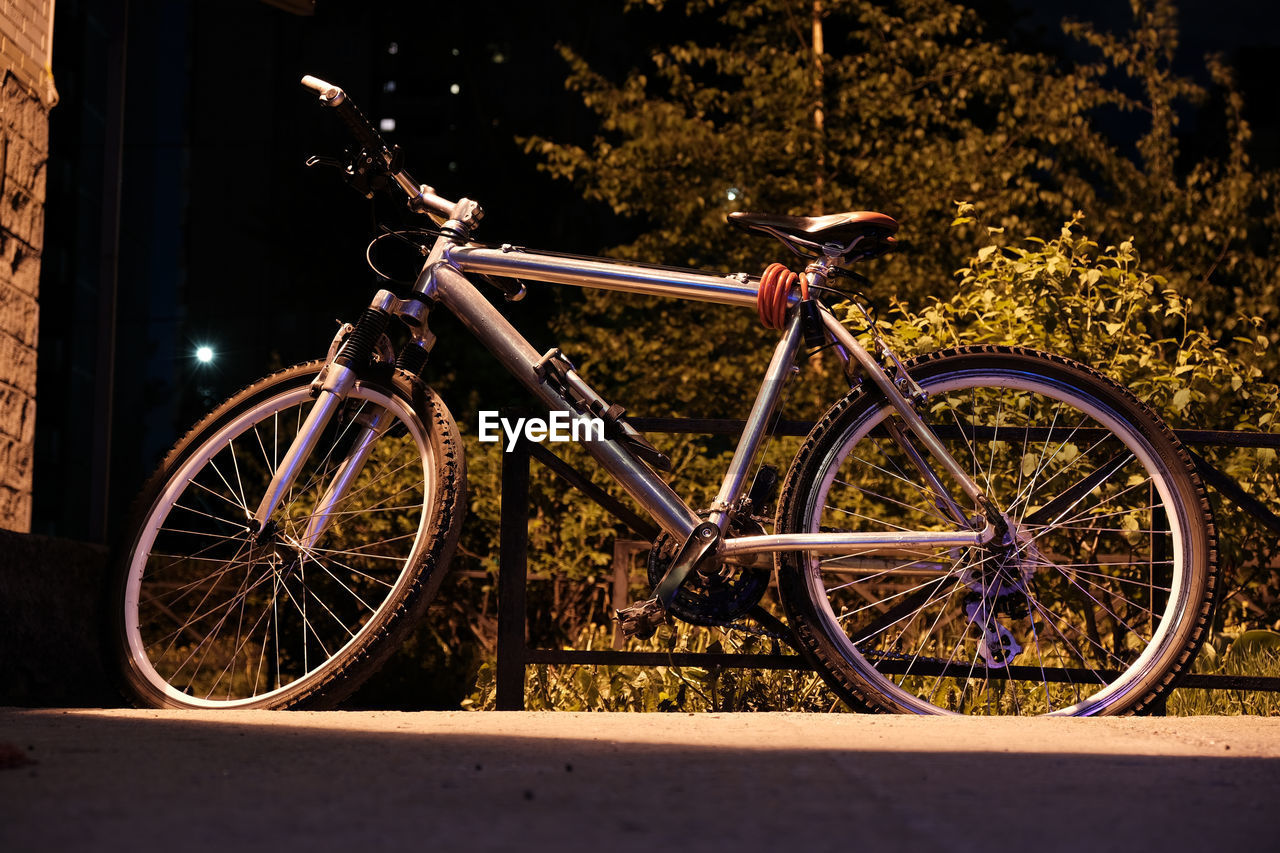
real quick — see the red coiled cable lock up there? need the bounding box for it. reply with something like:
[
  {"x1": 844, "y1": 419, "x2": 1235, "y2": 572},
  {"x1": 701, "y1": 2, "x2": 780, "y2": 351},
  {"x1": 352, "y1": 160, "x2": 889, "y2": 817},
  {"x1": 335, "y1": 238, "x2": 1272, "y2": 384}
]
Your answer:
[{"x1": 757, "y1": 262, "x2": 808, "y2": 330}]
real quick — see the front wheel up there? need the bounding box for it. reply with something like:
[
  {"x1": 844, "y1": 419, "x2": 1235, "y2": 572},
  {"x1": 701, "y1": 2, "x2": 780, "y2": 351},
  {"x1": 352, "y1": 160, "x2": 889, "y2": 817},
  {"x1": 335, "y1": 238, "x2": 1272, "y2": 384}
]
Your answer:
[
  {"x1": 110, "y1": 361, "x2": 466, "y2": 709},
  {"x1": 776, "y1": 346, "x2": 1216, "y2": 716}
]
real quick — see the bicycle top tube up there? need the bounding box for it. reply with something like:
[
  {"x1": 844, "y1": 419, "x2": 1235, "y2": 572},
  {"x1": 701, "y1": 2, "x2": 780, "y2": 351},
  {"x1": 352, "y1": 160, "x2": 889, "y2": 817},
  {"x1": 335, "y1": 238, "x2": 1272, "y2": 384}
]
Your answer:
[{"x1": 445, "y1": 243, "x2": 790, "y2": 310}]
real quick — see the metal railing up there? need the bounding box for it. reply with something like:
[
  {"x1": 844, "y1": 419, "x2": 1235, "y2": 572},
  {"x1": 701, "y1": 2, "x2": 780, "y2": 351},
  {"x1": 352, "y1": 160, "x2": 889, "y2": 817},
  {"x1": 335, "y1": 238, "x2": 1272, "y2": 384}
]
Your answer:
[{"x1": 494, "y1": 416, "x2": 1280, "y2": 711}]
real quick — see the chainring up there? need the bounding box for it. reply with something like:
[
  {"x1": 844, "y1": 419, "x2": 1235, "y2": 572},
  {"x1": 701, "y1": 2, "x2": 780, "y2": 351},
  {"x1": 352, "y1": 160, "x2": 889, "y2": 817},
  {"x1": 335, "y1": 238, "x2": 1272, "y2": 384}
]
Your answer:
[{"x1": 647, "y1": 514, "x2": 771, "y2": 626}]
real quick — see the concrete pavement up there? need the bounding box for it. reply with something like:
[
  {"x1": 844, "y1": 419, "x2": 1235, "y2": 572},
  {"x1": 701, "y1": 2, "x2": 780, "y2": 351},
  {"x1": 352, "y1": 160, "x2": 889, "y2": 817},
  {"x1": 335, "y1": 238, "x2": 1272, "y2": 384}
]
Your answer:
[{"x1": 2, "y1": 709, "x2": 1278, "y2": 852}]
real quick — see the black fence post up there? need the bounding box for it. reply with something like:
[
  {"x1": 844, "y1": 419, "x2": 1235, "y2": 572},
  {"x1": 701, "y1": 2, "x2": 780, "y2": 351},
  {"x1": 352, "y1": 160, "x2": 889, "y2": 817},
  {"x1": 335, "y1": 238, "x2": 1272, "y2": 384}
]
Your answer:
[{"x1": 495, "y1": 433, "x2": 531, "y2": 711}]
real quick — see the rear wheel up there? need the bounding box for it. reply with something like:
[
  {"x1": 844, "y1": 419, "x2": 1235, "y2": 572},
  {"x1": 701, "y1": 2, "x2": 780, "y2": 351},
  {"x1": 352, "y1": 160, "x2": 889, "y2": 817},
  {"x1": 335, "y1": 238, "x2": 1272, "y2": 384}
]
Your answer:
[
  {"x1": 110, "y1": 361, "x2": 466, "y2": 709},
  {"x1": 776, "y1": 346, "x2": 1216, "y2": 715}
]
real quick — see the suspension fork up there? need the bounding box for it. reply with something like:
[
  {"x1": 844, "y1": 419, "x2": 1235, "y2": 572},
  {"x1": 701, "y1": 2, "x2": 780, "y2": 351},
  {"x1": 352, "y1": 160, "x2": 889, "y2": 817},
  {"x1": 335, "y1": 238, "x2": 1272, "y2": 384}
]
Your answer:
[
  {"x1": 250, "y1": 364, "x2": 361, "y2": 537},
  {"x1": 297, "y1": 405, "x2": 395, "y2": 549},
  {"x1": 820, "y1": 307, "x2": 991, "y2": 527},
  {"x1": 250, "y1": 289, "x2": 413, "y2": 539}
]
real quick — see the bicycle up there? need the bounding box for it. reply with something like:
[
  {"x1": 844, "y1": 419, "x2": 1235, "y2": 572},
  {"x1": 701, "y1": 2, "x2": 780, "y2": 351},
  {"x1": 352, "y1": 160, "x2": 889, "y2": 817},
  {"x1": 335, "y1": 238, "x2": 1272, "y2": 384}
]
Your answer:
[{"x1": 108, "y1": 76, "x2": 1217, "y2": 715}]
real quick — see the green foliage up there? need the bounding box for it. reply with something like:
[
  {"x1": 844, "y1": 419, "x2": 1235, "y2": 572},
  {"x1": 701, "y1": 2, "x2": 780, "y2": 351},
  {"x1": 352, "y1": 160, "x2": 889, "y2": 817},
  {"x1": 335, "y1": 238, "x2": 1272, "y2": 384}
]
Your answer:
[
  {"x1": 461, "y1": 435, "x2": 617, "y2": 583},
  {"x1": 466, "y1": 621, "x2": 842, "y2": 712},
  {"x1": 872, "y1": 205, "x2": 1279, "y2": 431},
  {"x1": 1167, "y1": 630, "x2": 1280, "y2": 716},
  {"x1": 529, "y1": 0, "x2": 1280, "y2": 411},
  {"x1": 863, "y1": 207, "x2": 1280, "y2": 636}
]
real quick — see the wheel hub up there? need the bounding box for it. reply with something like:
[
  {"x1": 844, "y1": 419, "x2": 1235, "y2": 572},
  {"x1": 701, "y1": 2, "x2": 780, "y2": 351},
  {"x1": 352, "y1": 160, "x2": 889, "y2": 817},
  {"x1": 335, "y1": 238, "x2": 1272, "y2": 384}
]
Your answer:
[
  {"x1": 957, "y1": 517, "x2": 1041, "y2": 668},
  {"x1": 247, "y1": 522, "x2": 307, "y2": 583}
]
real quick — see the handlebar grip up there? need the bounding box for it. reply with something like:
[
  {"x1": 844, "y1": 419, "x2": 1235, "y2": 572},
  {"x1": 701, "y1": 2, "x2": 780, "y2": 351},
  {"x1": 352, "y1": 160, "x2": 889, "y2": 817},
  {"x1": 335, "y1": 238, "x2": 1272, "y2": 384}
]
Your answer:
[
  {"x1": 301, "y1": 75, "x2": 386, "y2": 154},
  {"x1": 300, "y1": 75, "x2": 342, "y2": 100},
  {"x1": 301, "y1": 75, "x2": 458, "y2": 220}
]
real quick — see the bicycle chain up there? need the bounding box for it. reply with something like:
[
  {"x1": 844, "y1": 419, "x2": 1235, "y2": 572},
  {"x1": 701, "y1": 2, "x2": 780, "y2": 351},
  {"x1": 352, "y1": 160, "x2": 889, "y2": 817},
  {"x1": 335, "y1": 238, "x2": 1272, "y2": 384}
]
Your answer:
[
  {"x1": 717, "y1": 618, "x2": 956, "y2": 671},
  {"x1": 859, "y1": 647, "x2": 952, "y2": 666},
  {"x1": 723, "y1": 615, "x2": 789, "y2": 642},
  {"x1": 707, "y1": 514, "x2": 960, "y2": 667},
  {"x1": 668, "y1": 508, "x2": 956, "y2": 668}
]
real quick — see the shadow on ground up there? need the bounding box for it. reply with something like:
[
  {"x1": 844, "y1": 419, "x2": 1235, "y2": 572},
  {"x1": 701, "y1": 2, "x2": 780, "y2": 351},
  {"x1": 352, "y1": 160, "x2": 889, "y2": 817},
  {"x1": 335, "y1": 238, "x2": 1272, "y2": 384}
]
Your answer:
[{"x1": 1, "y1": 710, "x2": 1277, "y2": 852}]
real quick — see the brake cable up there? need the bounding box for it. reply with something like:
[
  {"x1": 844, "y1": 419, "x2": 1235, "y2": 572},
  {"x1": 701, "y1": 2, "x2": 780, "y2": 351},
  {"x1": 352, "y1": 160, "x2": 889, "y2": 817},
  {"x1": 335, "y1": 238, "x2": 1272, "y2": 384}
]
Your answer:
[{"x1": 365, "y1": 225, "x2": 443, "y2": 285}]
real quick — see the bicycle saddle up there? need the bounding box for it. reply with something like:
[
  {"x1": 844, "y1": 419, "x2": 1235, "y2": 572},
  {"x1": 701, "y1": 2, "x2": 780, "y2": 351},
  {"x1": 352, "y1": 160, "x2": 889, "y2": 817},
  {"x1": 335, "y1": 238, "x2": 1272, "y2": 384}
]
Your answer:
[{"x1": 728, "y1": 210, "x2": 898, "y2": 260}]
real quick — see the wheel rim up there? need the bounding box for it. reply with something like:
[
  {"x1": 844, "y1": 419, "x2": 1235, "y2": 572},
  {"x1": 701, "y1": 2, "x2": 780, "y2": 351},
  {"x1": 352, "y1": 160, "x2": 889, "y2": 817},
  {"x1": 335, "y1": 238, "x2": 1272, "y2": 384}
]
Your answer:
[
  {"x1": 123, "y1": 380, "x2": 434, "y2": 707},
  {"x1": 803, "y1": 368, "x2": 1197, "y2": 715}
]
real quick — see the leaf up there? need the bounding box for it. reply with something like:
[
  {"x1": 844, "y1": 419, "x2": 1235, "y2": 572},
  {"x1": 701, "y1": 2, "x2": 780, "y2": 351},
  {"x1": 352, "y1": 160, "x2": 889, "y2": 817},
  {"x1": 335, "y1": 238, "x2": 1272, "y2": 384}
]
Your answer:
[{"x1": 1021, "y1": 453, "x2": 1038, "y2": 478}]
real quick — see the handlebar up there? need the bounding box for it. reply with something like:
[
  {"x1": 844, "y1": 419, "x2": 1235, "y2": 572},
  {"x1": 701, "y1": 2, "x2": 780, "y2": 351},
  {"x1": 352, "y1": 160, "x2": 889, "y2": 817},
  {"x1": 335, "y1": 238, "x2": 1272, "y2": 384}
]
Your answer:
[
  {"x1": 301, "y1": 75, "x2": 526, "y2": 302},
  {"x1": 301, "y1": 75, "x2": 455, "y2": 221}
]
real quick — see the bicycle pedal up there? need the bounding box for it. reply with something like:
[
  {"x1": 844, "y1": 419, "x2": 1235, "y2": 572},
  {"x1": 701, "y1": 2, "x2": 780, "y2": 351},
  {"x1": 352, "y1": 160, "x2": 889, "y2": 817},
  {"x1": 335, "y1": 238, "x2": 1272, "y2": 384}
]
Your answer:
[{"x1": 615, "y1": 597, "x2": 668, "y2": 640}]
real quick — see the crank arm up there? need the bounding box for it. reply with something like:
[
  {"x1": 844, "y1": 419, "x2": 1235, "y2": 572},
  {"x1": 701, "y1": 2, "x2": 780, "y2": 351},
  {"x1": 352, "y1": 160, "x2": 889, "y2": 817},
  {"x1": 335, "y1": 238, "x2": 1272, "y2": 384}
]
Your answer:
[
  {"x1": 617, "y1": 521, "x2": 724, "y2": 640},
  {"x1": 653, "y1": 521, "x2": 722, "y2": 607}
]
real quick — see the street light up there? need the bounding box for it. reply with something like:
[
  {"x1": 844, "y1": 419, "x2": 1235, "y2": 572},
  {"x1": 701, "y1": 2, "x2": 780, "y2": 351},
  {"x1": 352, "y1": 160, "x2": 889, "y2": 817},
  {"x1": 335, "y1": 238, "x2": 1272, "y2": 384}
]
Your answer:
[{"x1": 195, "y1": 345, "x2": 214, "y2": 364}]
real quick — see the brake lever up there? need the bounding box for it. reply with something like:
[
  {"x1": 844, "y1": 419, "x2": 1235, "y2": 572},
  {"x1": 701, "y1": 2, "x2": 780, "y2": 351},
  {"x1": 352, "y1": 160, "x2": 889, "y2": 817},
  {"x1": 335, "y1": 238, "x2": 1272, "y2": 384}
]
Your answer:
[
  {"x1": 309, "y1": 146, "x2": 388, "y2": 199},
  {"x1": 305, "y1": 154, "x2": 344, "y2": 170}
]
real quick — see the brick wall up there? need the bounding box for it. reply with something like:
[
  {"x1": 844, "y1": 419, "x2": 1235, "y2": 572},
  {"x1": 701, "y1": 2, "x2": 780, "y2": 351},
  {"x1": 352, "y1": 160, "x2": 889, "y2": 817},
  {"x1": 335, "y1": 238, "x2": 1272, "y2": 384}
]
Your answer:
[
  {"x1": 1, "y1": 0, "x2": 56, "y2": 532},
  {"x1": 0, "y1": 0, "x2": 56, "y2": 103}
]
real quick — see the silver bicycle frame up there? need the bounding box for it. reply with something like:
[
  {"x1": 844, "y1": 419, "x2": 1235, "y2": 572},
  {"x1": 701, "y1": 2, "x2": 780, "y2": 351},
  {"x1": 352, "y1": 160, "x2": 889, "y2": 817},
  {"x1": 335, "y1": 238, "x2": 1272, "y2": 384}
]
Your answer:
[
  {"x1": 256, "y1": 81, "x2": 997, "y2": 566},
  {"x1": 419, "y1": 241, "x2": 996, "y2": 555}
]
